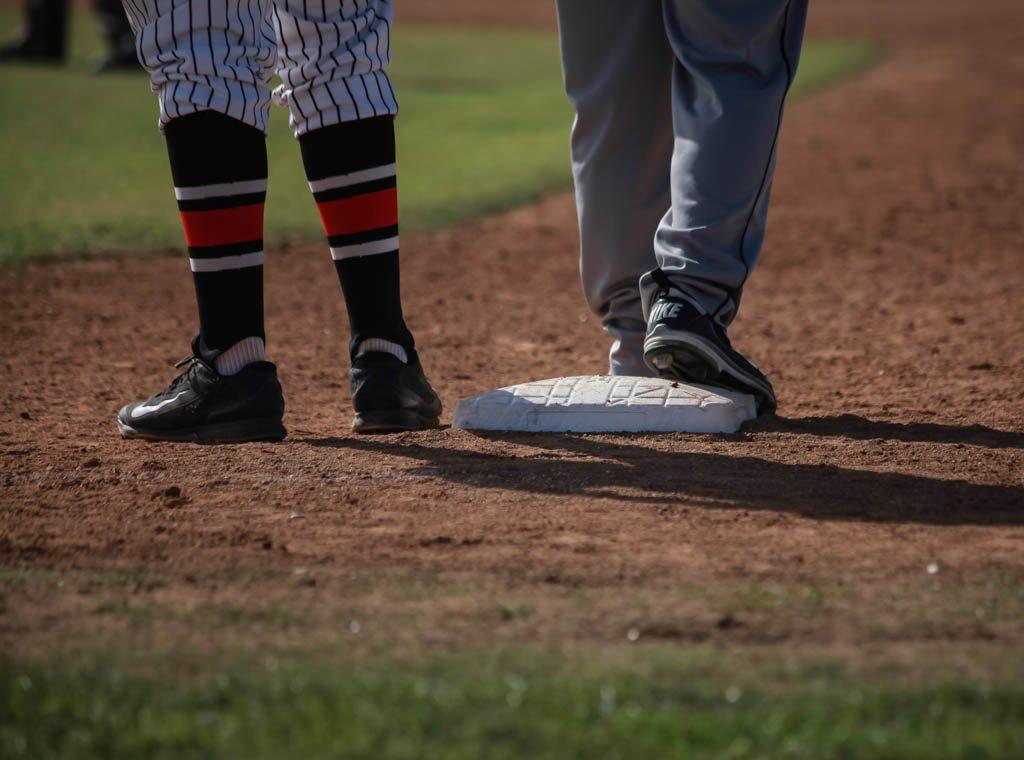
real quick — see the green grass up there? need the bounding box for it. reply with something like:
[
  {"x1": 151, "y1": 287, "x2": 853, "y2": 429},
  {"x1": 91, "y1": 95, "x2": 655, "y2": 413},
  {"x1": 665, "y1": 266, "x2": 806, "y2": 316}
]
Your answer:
[
  {"x1": 0, "y1": 14, "x2": 881, "y2": 264},
  {"x1": 3, "y1": 649, "x2": 1021, "y2": 759}
]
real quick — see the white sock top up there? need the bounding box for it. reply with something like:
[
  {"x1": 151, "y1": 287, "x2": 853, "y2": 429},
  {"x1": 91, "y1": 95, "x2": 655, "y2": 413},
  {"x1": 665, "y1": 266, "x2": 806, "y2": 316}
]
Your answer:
[
  {"x1": 355, "y1": 338, "x2": 408, "y2": 364},
  {"x1": 215, "y1": 336, "x2": 266, "y2": 376}
]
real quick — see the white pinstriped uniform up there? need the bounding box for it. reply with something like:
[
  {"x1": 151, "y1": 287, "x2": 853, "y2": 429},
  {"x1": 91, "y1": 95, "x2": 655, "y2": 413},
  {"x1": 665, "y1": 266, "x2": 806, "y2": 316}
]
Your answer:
[{"x1": 121, "y1": 0, "x2": 397, "y2": 136}]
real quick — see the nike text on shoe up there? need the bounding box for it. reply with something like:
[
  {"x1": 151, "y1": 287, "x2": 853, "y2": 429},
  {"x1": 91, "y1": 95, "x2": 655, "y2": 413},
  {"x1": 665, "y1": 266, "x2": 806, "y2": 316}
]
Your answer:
[
  {"x1": 117, "y1": 338, "x2": 286, "y2": 443},
  {"x1": 643, "y1": 295, "x2": 777, "y2": 415},
  {"x1": 349, "y1": 349, "x2": 442, "y2": 433}
]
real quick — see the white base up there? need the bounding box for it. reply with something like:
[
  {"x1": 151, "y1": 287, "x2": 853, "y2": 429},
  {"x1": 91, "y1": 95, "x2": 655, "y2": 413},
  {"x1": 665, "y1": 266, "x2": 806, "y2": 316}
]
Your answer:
[{"x1": 453, "y1": 376, "x2": 756, "y2": 434}]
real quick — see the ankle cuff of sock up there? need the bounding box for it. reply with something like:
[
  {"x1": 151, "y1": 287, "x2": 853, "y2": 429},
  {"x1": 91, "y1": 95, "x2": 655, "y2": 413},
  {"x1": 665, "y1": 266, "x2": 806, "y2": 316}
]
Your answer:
[
  {"x1": 355, "y1": 338, "x2": 408, "y2": 364},
  {"x1": 215, "y1": 336, "x2": 266, "y2": 376}
]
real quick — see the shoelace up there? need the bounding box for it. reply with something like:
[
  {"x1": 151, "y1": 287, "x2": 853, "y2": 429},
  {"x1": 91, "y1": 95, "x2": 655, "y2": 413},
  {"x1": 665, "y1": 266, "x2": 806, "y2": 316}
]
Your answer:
[
  {"x1": 173, "y1": 352, "x2": 197, "y2": 370},
  {"x1": 162, "y1": 357, "x2": 198, "y2": 395},
  {"x1": 164, "y1": 351, "x2": 214, "y2": 394}
]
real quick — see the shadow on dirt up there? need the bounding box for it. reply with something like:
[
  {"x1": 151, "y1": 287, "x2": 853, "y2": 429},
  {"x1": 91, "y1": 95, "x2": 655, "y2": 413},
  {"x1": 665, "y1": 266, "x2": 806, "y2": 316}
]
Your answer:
[
  {"x1": 754, "y1": 414, "x2": 1024, "y2": 449},
  {"x1": 302, "y1": 424, "x2": 1024, "y2": 526}
]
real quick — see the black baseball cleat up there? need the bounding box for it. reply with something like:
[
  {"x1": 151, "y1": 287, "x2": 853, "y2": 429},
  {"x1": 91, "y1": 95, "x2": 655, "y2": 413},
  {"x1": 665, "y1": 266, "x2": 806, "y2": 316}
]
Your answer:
[
  {"x1": 644, "y1": 294, "x2": 777, "y2": 415},
  {"x1": 350, "y1": 349, "x2": 442, "y2": 433},
  {"x1": 117, "y1": 338, "x2": 286, "y2": 443}
]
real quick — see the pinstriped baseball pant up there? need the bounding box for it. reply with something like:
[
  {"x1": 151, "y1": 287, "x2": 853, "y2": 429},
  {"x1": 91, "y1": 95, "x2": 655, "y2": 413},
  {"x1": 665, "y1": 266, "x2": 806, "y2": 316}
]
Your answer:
[{"x1": 121, "y1": 0, "x2": 396, "y2": 135}]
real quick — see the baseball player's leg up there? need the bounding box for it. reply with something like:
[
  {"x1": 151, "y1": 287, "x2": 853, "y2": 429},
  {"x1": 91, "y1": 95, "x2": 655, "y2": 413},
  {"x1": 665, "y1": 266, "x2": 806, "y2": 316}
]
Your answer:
[
  {"x1": 556, "y1": 0, "x2": 673, "y2": 377},
  {"x1": 94, "y1": 0, "x2": 138, "y2": 71},
  {"x1": 0, "y1": 0, "x2": 67, "y2": 62},
  {"x1": 641, "y1": 0, "x2": 808, "y2": 414},
  {"x1": 641, "y1": 0, "x2": 808, "y2": 325},
  {"x1": 273, "y1": 0, "x2": 440, "y2": 433},
  {"x1": 116, "y1": 0, "x2": 285, "y2": 442}
]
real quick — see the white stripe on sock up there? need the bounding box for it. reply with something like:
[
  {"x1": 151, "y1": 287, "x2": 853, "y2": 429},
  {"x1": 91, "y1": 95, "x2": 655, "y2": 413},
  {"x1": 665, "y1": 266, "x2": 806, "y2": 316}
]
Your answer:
[
  {"x1": 175, "y1": 179, "x2": 269, "y2": 201},
  {"x1": 215, "y1": 336, "x2": 266, "y2": 376},
  {"x1": 307, "y1": 163, "x2": 396, "y2": 193},
  {"x1": 356, "y1": 338, "x2": 408, "y2": 364},
  {"x1": 329, "y1": 237, "x2": 399, "y2": 261},
  {"x1": 189, "y1": 251, "x2": 264, "y2": 272}
]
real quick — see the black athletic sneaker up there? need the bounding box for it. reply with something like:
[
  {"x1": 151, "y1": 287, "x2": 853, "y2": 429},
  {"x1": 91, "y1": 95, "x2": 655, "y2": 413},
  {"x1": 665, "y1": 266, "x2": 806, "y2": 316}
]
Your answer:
[
  {"x1": 117, "y1": 338, "x2": 286, "y2": 442},
  {"x1": 350, "y1": 349, "x2": 442, "y2": 433},
  {"x1": 644, "y1": 294, "x2": 777, "y2": 415}
]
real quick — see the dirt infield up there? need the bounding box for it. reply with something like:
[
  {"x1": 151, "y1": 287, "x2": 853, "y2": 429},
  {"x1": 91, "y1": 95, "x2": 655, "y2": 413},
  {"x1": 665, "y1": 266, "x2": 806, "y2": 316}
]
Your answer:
[{"x1": 1, "y1": 0, "x2": 1022, "y2": 664}]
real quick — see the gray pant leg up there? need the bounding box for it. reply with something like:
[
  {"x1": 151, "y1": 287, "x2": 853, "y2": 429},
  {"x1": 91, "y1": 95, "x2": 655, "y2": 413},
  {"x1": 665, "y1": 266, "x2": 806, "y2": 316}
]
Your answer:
[
  {"x1": 640, "y1": 0, "x2": 808, "y2": 326},
  {"x1": 556, "y1": 1, "x2": 673, "y2": 377}
]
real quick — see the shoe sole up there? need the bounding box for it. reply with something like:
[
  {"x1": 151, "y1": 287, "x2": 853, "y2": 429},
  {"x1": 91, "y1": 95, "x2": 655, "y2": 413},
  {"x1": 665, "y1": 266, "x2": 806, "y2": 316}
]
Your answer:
[
  {"x1": 644, "y1": 326, "x2": 776, "y2": 415},
  {"x1": 117, "y1": 417, "x2": 287, "y2": 443},
  {"x1": 352, "y1": 409, "x2": 440, "y2": 434}
]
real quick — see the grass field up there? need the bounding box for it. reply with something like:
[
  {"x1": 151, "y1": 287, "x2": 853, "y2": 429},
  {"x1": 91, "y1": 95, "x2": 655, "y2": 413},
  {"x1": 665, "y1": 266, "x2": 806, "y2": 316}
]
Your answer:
[
  {"x1": 0, "y1": 15, "x2": 880, "y2": 263},
  {"x1": 5, "y1": 648, "x2": 1022, "y2": 759},
  {"x1": 3, "y1": 551, "x2": 1023, "y2": 757}
]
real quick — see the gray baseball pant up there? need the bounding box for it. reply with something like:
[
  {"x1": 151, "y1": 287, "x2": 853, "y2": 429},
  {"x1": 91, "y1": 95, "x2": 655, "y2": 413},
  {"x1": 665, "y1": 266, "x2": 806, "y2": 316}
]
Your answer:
[{"x1": 556, "y1": 0, "x2": 808, "y2": 376}]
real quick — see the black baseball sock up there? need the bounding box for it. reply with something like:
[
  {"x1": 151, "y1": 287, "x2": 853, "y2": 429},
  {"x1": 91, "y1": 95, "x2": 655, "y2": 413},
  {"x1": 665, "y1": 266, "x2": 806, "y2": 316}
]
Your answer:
[
  {"x1": 299, "y1": 115, "x2": 414, "y2": 361},
  {"x1": 165, "y1": 111, "x2": 267, "y2": 372}
]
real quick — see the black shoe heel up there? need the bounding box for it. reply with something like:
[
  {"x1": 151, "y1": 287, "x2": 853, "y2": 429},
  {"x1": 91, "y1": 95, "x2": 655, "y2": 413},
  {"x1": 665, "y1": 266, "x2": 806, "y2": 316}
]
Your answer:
[{"x1": 352, "y1": 409, "x2": 439, "y2": 434}]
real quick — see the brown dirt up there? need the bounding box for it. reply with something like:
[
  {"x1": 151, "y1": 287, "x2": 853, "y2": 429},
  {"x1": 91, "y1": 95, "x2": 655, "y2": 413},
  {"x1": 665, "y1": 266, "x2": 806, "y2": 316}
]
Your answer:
[{"x1": 1, "y1": 0, "x2": 1023, "y2": 666}]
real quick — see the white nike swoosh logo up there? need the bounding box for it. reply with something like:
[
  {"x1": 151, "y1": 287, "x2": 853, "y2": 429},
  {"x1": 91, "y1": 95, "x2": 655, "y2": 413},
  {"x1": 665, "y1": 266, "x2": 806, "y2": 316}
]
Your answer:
[{"x1": 130, "y1": 391, "x2": 187, "y2": 419}]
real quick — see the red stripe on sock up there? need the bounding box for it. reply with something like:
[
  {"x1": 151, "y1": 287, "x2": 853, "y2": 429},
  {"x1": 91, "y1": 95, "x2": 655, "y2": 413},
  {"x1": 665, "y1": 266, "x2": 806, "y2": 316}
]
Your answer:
[
  {"x1": 316, "y1": 188, "x2": 398, "y2": 238},
  {"x1": 180, "y1": 204, "x2": 265, "y2": 248}
]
